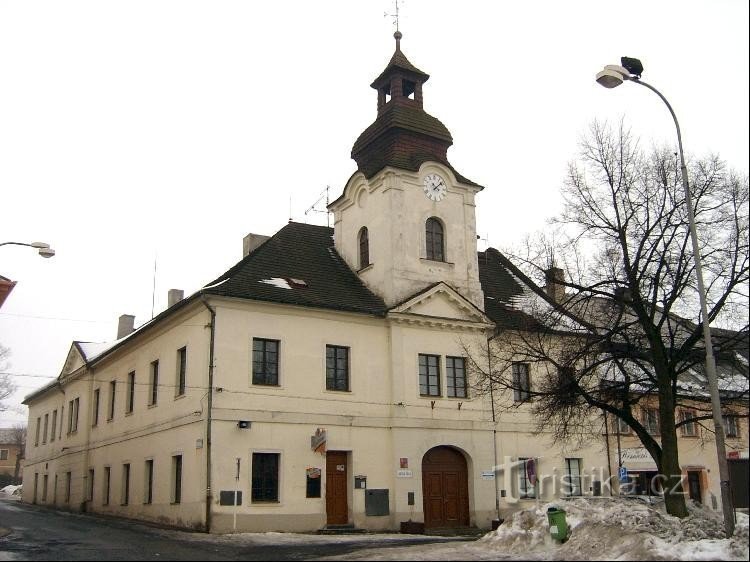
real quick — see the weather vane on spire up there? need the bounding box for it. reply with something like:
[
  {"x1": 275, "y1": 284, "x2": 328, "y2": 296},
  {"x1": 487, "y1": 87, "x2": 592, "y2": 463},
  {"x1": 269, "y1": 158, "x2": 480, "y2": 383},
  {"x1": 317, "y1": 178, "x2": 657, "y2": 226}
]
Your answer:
[{"x1": 385, "y1": 0, "x2": 404, "y2": 49}]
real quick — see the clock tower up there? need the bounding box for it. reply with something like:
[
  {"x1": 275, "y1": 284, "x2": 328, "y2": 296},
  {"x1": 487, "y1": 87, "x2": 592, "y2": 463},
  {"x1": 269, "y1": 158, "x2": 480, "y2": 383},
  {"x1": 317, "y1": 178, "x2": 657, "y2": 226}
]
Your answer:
[{"x1": 329, "y1": 32, "x2": 485, "y2": 310}]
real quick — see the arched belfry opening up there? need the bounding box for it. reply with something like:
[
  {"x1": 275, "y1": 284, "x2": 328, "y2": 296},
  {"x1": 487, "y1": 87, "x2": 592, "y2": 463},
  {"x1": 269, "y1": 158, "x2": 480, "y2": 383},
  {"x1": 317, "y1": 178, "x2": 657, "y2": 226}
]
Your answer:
[{"x1": 421, "y1": 446, "x2": 470, "y2": 529}]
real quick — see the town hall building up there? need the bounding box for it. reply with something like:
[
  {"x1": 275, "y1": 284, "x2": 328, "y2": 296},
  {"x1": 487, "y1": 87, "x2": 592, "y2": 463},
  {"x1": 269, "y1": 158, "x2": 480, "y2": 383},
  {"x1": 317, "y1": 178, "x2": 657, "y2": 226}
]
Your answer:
[{"x1": 21, "y1": 32, "x2": 747, "y2": 532}]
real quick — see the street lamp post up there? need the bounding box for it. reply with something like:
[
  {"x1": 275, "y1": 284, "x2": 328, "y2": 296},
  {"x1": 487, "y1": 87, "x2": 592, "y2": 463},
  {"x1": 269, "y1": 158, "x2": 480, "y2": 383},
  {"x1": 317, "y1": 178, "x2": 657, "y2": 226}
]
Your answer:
[
  {"x1": 596, "y1": 59, "x2": 735, "y2": 537},
  {"x1": 0, "y1": 241, "x2": 55, "y2": 258}
]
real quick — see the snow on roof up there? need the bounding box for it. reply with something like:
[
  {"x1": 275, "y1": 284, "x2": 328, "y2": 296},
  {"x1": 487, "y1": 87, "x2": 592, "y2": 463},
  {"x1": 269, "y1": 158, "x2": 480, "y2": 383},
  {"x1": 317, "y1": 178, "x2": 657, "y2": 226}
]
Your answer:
[
  {"x1": 259, "y1": 278, "x2": 293, "y2": 290},
  {"x1": 77, "y1": 341, "x2": 117, "y2": 362},
  {"x1": 505, "y1": 270, "x2": 586, "y2": 333},
  {"x1": 202, "y1": 278, "x2": 229, "y2": 290}
]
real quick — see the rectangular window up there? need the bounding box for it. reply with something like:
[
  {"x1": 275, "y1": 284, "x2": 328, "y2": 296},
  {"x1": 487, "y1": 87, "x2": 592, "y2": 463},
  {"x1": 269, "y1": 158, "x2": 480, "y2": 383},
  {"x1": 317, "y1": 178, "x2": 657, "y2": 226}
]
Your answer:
[
  {"x1": 306, "y1": 471, "x2": 321, "y2": 498},
  {"x1": 74, "y1": 397, "x2": 79, "y2": 432},
  {"x1": 35, "y1": 417, "x2": 41, "y2": 445},
  {"x1": 149, "y1": 361, "x2": 159, "y2": 406},
  {"x1": 59, "y1": 405, "x2": 64, "y2": 440},
  {"x1": 42, "y1": 474, "x2": 48, "y2": 502},
  {"x1": 144, "y1": 459, "x2": 154, "y2": 504},
  {"x1": 565, "y1": 458, "x2": 583, "y2": 496},
  {"x1": 171, "y1": 455, "x2": 182, "y2": 504},
  {"x1": 50, "y1": 410, "x2": 57, "y2": 442},
  {"x1": 0, "y1": 449, "x2": 8, "y2": 460},
  {"x1": 512, "y1": 363, "x2": 531, "y2": 402},
  {"x1": 418, "y1": 354, "x2": 441, "y2": 396},
  {"x1": 252, "y1": 452, "x2": 280, "y2": 502},
  {"x1": 326, "y1": 345, "x2": 350, "y2": 392},
  {"x1": 42, "y1": 413, "x2": 49, "y2": 444},
  {"x1": 644, "y1": 408, "x2": 660, "y2": 435},
  {"x1": 614, "y1": 416, "x2": 631, "y2": 435},
  {"x1": 518, "y1": 457, "x2": 537, "y2": 499},
  {"x1": 127, "y1": 372, "x2": 135, "y2": 413},
  {"x1": 65, "y1": 472, "x2": 71, "y2": 503},
  {"x1": 103, "y1": 466, "x2": 111, "y2": 506},
  {"x1": 176, "y1": 347, "x2": 187, "y2": 396},
  {"x1": 87, "y1": 469, "x2": 94, "y2": 502},
  {"x1": 92, "y1": 389, "x2": 100, "y2": 427},
  {"x1": 252, "y1": 339, "x2": 279, "y2": 386},
  {"x1": 446, "y1": 356, "x2": 467, "y2": 398},
  {"x1": 121, "y1": 463, "x2": 130, "y2": 506},
  {"x1": 108, "y1": 381, "x2": 116, "y2": 421},
  {"x1": 724, "y1": 416, "x2": 739, "y2": 438},
  {"x1": 680, "y1": 409, "x2": 698, "y2": 437}
]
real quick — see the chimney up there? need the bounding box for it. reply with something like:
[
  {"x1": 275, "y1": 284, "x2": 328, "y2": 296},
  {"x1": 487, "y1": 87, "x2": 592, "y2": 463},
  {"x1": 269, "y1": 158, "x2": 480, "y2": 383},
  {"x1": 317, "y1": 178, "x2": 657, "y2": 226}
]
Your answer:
[
  {"x1": 167, "y1": 289, "x2": 184, "y2": 308},
  {"x1": 243, "y1": 233, "x2": 270, "y2": 257},
  {"x1": 117, "y1": 314, "x2": 135, "y2": 339},
  {"x1": 544, "y1": 267, "x2": 566, "y2": 303}
]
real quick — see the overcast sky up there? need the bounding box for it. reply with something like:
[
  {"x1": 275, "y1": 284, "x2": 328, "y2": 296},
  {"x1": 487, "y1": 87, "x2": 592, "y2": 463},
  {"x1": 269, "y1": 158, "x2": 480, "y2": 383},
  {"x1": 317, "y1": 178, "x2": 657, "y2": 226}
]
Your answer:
[{"x1": 1, "y1": 0, "x2": 748, "y2": 426}]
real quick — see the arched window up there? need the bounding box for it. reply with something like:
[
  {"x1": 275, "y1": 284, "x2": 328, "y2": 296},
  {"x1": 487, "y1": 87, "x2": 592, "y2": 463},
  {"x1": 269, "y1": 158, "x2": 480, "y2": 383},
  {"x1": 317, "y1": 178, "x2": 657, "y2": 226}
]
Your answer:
[
  {"x1": 425, "y1": 217, "x2": 444, "y2": 261},
  {"x1": 358, "y1": 227, "x2": 370, "y2": 269}
]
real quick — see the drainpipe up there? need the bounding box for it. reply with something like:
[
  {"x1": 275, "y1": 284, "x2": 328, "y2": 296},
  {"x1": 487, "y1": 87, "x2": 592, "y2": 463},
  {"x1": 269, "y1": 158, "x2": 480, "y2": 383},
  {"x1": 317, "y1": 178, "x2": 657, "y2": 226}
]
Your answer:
[
  {"x1": 201, "y1": 298, "x2": 216, "y2": 533},
  {"x1": 81, "y1": 367, "x2": 96, "y2": 512},
  {"x1": 604, "y1": 412, "x2": 613, "y2": 496},
  {"x1": 487, "y1": 334, "x2": 501, "y2": 523}
]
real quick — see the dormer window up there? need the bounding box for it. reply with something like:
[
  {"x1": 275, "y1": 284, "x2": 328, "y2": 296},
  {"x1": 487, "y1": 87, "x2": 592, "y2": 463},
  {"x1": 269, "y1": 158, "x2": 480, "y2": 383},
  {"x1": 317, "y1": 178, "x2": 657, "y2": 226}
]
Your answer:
[
  {"x1": 425, "y1": 217, "x2": 444, "y2": 261},
  {"x1": 358, "y1": 227, "x2": 370, "y2": 269}
]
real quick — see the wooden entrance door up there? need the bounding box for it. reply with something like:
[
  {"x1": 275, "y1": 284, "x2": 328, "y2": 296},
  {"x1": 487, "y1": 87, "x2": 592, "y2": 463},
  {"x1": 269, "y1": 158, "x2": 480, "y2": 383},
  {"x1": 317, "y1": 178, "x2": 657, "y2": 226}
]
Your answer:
[
  {"x1": 687, "y1": 471, "x2": 702, "y2": 504},
  {"x1": 422, "y1": 446, "x2": 470, "y2": 529},
  {"x1": 326, "y1": 451, "x2": 348, "y2": 525}
]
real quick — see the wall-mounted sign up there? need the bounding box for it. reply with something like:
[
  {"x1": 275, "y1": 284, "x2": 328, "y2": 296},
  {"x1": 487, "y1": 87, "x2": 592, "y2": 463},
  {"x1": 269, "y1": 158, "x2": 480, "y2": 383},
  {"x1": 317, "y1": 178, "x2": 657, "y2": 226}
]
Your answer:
[
  {"x1": 336, "y1": 464, "x2": 346, "y2": 472},
  {"x1": 481, "y1": 471, "x2": 495, "y2": 480},
  {"x1": 311, "y1": 428, "x2": 327, "y2": 454},
  {"x1": 399, "y1": 457, "x2": 409, "y2": 469},
  {"x1": 621, "y1": 448, "x2": 652, "y2": 462},
  {"x1": 397, "y1": 469, "x2": 413, "y2": 478},
  {"x1": 306, "y1": 467, "x2": 321, "y2": 479}
]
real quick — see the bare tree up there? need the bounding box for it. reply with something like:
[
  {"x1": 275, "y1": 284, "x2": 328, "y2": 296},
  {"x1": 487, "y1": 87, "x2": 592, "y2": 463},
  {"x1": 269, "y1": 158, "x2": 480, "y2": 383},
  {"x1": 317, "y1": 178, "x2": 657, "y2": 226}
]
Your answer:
[
  {"x1": 0, "y1": 343, "x2": 15, "y2": 413},
  {"x1": 10, "y1": 424, "x2": 26, "y2": 484},
  {"x1": 471, "y1": 121, "x2": 749, "y2": 519}
]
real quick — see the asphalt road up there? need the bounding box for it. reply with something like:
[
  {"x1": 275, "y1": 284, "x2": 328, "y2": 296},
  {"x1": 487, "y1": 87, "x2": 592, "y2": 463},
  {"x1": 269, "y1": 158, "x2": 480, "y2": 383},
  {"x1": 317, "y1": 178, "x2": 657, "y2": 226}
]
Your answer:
[{"x1": 0, "y1": 498, "x2": 473, "y2": 561}]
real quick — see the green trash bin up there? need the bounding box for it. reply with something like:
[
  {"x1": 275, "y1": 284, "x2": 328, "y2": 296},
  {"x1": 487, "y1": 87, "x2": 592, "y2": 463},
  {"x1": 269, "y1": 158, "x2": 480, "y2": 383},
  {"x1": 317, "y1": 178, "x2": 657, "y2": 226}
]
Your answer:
[{"x1": 546, "y1": 507, "x2": 569, "y2": 542}]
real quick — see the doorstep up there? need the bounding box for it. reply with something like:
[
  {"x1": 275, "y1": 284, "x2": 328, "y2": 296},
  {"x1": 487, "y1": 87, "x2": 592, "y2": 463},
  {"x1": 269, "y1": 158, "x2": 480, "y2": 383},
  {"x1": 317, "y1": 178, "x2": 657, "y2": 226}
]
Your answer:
[{"x1": 317, "y1": 524, "x2": 367, "y2": 535}]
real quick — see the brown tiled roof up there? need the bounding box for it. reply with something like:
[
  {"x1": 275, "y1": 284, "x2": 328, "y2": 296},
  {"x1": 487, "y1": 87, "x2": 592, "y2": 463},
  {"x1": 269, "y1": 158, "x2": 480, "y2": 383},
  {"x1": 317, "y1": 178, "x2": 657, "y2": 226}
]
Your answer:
[
  {"x1": 478, "y1": 248, "x2": 547, "y2": 332},
  {"x1": 202, "y1": 222, "x2": 387, "y2": 316},
  {"x1": 371, "y1": 48, "x2": 429, "y2": 88},
  {"x1": 351, "y1": 103, "x2": 482, "y2": 188}
]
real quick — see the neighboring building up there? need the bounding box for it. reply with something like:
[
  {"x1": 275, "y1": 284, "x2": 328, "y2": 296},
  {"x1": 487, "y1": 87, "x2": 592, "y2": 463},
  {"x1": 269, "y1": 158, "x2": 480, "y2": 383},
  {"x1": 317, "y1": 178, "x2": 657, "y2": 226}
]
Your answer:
[
  {"x1": 0, "y1": 428, "x2": 24, "y2": 485},
  {"x1": 21, "y1": 33, "x2": 748, "y2": 532}
]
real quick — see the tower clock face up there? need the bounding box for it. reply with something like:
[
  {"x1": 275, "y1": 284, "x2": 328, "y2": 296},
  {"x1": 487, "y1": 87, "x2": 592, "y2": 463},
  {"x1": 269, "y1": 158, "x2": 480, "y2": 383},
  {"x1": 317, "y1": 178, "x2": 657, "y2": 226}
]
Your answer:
[{"x1": 423, "y1": 173, "x2": 447, "y2": 202}]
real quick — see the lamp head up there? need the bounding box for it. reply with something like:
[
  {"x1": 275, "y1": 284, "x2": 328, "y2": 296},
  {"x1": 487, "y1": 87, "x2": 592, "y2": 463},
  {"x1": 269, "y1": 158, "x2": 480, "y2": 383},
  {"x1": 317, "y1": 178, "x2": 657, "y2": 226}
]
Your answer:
[
  {"x1": 620, "y1": 57, "x2": 643, "y2": 78},
  {"x1": 595, "y1": 65, "x2": 632, "y2": 88},
  {"x1": 38, "y1": 247, "x2": 55, "y2": 258}
]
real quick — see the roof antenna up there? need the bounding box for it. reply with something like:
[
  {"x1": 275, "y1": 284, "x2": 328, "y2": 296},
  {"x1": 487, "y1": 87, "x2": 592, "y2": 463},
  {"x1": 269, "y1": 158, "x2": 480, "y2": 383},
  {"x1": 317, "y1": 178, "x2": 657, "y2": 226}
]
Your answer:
[{"x1": 303, "y1": 186, "x2": 332, "y2": 227}]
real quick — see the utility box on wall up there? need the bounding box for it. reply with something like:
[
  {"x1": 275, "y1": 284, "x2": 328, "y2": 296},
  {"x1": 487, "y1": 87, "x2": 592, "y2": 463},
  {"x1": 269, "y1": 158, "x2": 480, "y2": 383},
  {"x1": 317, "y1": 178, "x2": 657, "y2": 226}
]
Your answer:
[{"x1": 365, "y1": 488, "x2": 389, "y2": 516}]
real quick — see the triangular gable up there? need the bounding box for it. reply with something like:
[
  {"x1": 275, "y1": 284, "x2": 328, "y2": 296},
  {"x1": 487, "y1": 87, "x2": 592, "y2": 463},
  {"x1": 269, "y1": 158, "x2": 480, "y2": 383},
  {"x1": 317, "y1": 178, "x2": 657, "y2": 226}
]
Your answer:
[
  {"x1": 60, "y1": 343, "x2": 86, "y2": 377},
  {"x1": 389, "y1": 282, "x2": 494, "y2": 326}
]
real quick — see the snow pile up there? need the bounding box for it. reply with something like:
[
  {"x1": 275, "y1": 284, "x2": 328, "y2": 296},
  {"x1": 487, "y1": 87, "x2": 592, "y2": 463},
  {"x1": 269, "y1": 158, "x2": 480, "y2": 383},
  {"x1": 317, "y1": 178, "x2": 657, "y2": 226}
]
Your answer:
[
  {"x1": 1, "y1": 484, "x2": 22, "y2": 496},
  {"x1": 480, "y1": 497, "x2": 749, "y2": 560}
]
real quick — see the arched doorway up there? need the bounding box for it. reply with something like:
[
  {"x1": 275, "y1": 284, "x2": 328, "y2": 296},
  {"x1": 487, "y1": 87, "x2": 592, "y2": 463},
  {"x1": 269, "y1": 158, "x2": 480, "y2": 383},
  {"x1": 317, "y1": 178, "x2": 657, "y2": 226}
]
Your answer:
[{"x1": 422, "y1": 446, "x2": 470, "y2": 529}]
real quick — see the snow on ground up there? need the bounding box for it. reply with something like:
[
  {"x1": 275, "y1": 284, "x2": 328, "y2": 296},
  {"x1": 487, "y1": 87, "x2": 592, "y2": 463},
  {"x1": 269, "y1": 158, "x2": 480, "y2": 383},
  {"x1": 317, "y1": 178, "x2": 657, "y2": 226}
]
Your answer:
[
  {"x1": 0, "y1": 485, "x2": 22, "y2": 496},
  {"x1": 327, "y1": 497, "x2": 749, "y2": 561}
]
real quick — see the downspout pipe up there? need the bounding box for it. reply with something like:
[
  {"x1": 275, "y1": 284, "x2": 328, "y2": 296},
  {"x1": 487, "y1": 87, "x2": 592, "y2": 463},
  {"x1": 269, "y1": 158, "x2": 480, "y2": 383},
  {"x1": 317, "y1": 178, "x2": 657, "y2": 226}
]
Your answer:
[
  {"x1": 201, "y1": 297, "x2": 216, "y2": 533},
  {"x1": 487, "y1": 333, "x2": 501, "y2": 523}
]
